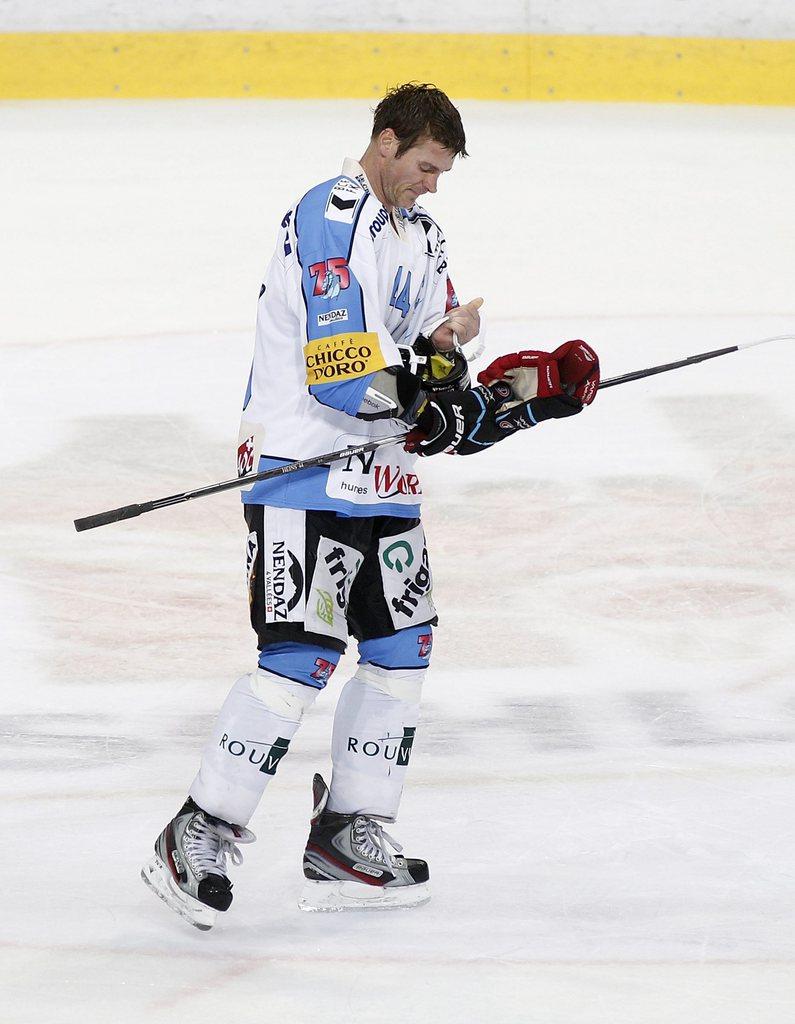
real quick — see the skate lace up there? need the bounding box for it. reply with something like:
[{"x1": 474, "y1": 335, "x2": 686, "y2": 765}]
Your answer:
[
  {"x1": 353, "y1": 817, "x2": 403, "y2": 870},
  {"x1": 184, "y1": 816, "x2": 245, "y2": 877}
]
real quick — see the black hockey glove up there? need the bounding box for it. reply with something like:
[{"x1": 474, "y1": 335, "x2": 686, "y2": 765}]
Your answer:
[
  {"x1": 405, "y1": 381, "x2": 582, "y2": 457},
  {"x1": 356, "y1": 345, "x2": 470, "y2": 422}
]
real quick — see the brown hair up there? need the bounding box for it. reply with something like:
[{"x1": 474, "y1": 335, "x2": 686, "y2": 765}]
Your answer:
[{"x1": 371, "y1": 83, "x2": 468, "y2": 159}]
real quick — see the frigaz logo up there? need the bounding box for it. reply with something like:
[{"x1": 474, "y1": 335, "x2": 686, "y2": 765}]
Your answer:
[
  {"x1": 382, "y1": 540, "x2": 413, "y2": 573},
  {"x1": 323, "y1": 545, "x2": 361, "y2": 612},
  {"x1": 391, "y1": 549, "x2": 432, "y2": 619}
]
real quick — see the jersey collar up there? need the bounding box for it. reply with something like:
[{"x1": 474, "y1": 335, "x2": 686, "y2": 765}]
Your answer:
[
  {"x1": 341, "y1": 157, "x2": 372, "y2": 196},
  {"x1": 342, "y1": 158, "x2": 408, "y2": 239}
]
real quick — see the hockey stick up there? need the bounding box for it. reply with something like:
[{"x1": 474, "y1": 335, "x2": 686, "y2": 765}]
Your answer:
[
  {"x1": 73, "y1": 333, "x2": 792, "y2": 532},
  {"x1": 598, "y1": 333, "x2": 794, "y2": 389},
  {"x1": 73, "y1": 434, "x2": 407, "y2": 532}
]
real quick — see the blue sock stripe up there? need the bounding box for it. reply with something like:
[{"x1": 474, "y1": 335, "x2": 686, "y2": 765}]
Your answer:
[
  {"x1": 258, "y1": 641, "x2": 341, "y2": 689},
  {"x1": 358, "y1": 625, "x2": 434, "y2": 669}
]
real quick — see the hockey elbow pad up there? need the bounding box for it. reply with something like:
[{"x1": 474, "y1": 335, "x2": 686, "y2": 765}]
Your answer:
[{"x1": 356, "y1": 366, "x2": 426, "y2": 423}]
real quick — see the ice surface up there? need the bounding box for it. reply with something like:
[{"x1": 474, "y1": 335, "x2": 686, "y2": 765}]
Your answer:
[{"x1": 1, "y1": 100, "x2": 794, "y2": 1024}]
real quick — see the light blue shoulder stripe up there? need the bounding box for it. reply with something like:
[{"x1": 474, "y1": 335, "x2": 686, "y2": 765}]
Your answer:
[
  {"x1": 296, "y1": 176, "x2": 371, "y2": 413},
  {"x1": 296, "y1": 176, "x2": 365, "y2": 254},
  {"x1": 296, "y1": 177, "x2": 367, "y2": 336}
]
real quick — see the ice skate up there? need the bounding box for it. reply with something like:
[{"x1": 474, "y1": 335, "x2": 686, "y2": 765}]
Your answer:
[
  {"x1": 141, "y1": 796, "x2": 255, "y2": 930},
  {"x1": 299, "y1": 773, "x2": 430, "y2": 912}
]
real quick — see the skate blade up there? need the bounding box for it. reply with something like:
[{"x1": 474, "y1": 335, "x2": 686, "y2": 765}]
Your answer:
[
  {"x1": 299, "y1": 878, "x2": 430, "y2": 913},
  {"x1": 141, "y1": 855, "x2": 217, "y2": 931}
]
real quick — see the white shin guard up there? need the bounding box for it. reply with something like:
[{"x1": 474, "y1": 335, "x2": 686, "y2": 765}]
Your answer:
[
  {"x1": 189, "y1": 669, "x2": 318, "y2": 826},
  {"x1": 327, "y1": 663, "x2": 425, "y2": 821}
]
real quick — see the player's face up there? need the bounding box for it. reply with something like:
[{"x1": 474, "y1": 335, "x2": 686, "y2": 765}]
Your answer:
[{"x1": 384, "y1": 137, "x2": 455, "y2": 208}]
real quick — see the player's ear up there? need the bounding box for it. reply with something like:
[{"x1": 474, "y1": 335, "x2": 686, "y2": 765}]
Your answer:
[{"x1": 378, "y1": 129, "x2": 398, "y2": 157}]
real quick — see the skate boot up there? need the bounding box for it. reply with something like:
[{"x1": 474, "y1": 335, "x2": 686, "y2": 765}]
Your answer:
[
  {"x1": 299, "y1": 773, "x2": 429, "y2": 912},
  {"x1": 141, "y1": 796, "x2": 255, "y2": 930}
]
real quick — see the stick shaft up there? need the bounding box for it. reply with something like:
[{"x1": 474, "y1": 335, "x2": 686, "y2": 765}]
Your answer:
[
  {"x1": 597, "y1": 345, "x2": 737, "y2": 389},
  {"x1": 598, "y1": 333, "x2": 793, "y2": 390},
  {"x1": 74, "y1": 333, "x2": 793, "y2": 531},
  {"x1": 73, "y1": 433, "x2": 406, "y2": 531}
]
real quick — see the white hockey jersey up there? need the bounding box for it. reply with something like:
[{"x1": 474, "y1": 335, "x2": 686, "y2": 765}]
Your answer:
[{"x1": 238, "y1": 158, "x2": 459, "y2": 518}]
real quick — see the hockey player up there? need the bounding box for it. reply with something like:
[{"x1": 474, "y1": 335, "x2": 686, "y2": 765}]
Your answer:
[{"x1": 142, "y1": 84, "x2": 599, "y2": 928}]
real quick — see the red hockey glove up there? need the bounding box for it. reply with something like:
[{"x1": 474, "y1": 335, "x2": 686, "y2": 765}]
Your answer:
[
  {"x1": 477, "y1": 340, "x2": 600, "y2": 407},
  {"x1": 551, "y1": 340, "x2": 600, "y2": 405}
]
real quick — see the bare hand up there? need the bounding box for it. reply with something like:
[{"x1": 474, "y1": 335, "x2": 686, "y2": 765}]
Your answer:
[{"x1": 430, "y1": 297, "x2": 484, "y2": 352}]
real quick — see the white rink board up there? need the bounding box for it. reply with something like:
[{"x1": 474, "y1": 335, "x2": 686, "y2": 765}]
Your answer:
[
  {"x1": 2, "y1": 0, "x2": 794, "y2": 38},
  {"x1": 1, "y1": 100, "x2": 794, "y2": 1023}
]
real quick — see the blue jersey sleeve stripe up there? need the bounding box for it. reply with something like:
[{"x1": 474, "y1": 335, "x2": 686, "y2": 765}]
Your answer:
[
  {"x1": 295, "y1": 178, "x2": 379, "y2": 417},
  {"x1": 295, "y1": 179, "x2": 367, "y2": 340}
]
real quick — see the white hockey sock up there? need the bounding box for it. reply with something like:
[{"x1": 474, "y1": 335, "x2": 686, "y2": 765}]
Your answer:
[
  {"x1": 189, "y1": 669, "x2": 318, "y2": 826},
  {"x1": 327, "y1": 663, "x2": 425, "y2": 821}
]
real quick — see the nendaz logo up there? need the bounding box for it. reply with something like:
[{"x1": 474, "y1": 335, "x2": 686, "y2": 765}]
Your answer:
[
  {"x1": 317, "y1": 308, "x2": 348, "y2": 326},
  {"x1": 266, "y1": 541, "x2": 304, "y2": 620}
]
